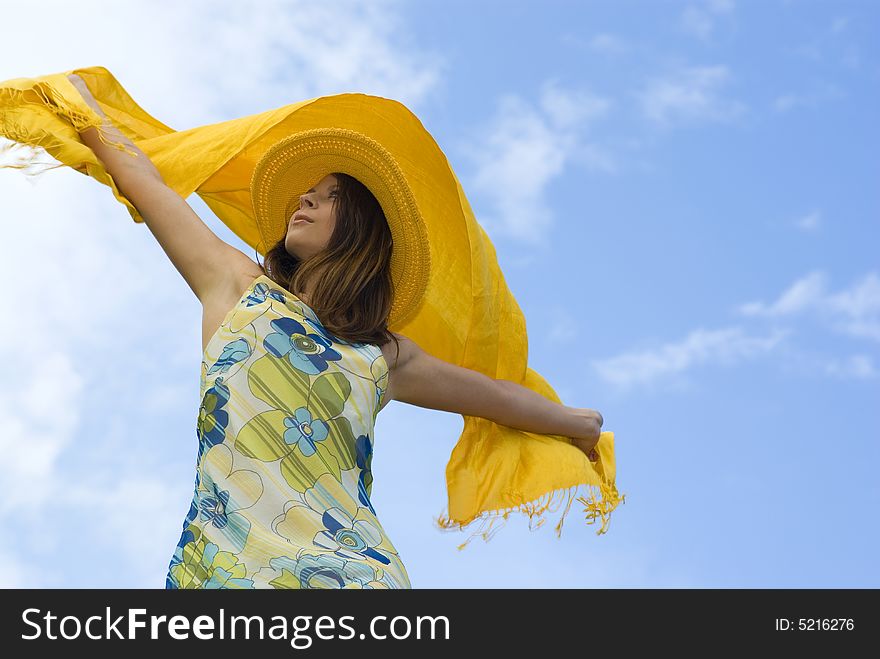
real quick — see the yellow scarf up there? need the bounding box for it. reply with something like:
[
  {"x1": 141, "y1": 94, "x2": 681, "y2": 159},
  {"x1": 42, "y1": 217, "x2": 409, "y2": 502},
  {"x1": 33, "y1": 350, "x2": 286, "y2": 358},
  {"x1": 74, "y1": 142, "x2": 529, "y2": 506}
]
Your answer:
[{"x1": 0, "y1": 66, "x2": 625, "y2": 549}]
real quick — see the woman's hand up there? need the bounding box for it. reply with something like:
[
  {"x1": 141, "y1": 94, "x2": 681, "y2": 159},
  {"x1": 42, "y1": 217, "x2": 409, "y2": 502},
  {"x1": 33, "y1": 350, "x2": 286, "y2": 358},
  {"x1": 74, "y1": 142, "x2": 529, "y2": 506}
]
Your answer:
[{"x1": 568, "y1": 407, "x2": 603, "y2": 460}]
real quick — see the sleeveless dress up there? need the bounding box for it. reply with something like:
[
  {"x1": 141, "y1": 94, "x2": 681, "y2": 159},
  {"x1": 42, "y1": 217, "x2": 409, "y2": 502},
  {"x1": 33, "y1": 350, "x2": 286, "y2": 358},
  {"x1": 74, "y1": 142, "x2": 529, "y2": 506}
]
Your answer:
[{"x1": 164, "y1": 274, "x2": 412, "y2": 589}]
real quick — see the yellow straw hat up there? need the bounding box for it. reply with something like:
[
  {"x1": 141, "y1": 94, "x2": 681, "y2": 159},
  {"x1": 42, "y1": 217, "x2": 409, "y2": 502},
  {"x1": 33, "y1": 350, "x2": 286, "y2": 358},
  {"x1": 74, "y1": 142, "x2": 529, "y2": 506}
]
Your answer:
[{"x1": 250, "y1": 127, "x2": 431, "y2": 329}]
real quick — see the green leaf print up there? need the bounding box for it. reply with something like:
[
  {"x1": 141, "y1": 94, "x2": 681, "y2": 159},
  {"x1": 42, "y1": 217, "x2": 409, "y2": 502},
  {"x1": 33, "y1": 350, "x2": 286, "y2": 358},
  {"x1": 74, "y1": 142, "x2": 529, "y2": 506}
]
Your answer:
[
  {"x1": 279, "y1": 446, "x2": 341, "y2": 492},
  {"x1": 247, "y1": 352, "x2": 311, "y2": 414},
  {"x1": 324, "y1": 415, "x2": 357, "y2": 470},
  {"x1": 234, "y1": 409, "x2": 292, "y2": 461},
  {"x1": 269, "y1": 568, "x2": 302, "y2": 589},
  {"x1": 310, "y1": 371, "x2": 351, "y2": 418}
]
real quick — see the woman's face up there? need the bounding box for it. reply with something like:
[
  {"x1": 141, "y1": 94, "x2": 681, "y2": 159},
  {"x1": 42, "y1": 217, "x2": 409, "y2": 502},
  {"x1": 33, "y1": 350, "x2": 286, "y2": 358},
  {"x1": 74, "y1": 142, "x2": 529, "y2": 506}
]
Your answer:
[{"x1": 284, "y1": 174, "x2": 339, "y2": 259}]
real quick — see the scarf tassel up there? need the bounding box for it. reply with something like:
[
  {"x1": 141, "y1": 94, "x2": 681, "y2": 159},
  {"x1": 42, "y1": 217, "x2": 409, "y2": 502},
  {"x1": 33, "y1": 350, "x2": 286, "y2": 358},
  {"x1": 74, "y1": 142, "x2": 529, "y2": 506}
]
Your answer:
[
  {"x1": 0, "y1": 76, "x2": 138, "y2": 177},
  {"x1": 434, "y1": 479, "x2": 626, "y2": 551}
]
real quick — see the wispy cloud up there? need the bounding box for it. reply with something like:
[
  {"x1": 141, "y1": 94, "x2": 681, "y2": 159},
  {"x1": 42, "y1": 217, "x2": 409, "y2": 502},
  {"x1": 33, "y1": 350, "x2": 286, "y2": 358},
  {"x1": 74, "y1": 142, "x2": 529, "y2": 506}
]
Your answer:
[
  {"x1": 793, "y1": 210, "x2": 822, "y2": 232},
  {"x1": 830, "y1": 16, "x2": 850, "y2": 35},
  {"x1": 784, "y1": 13, "x2": 861, "y2": 70},
  {"x1": 680, "y1": 0, "x2": 736, "y2": 41},
  {"x1": 773, "y1": 81, "x2": 845, "y2": 113},
  {"x1": 592, "y1": 326, "x2": 789, "y2": 392},
  {"x1": 0, "y1": 546, "x2": 37, "y2": 587},
  {"x1": 636, "y1": 65, "x2": 747, "y2": 128},
  {"x1": 823, "y1": 354, "x2": 877, "y2": 379},
  {"x1": 0, "y1": 0, "x2": 445, "y2": 127},
  {"x1": 738, "y1": 271, "x2": 828, "y2": 317},
  {"x1": 840, "y1": 46, "x2": 861, "y2": 70},
  {"x1": 592, "y1": 271, "x2": 880, "y2": 392},
  {"x1": 736, "y1": 271, "x2": 880, "y2": 343},
  {"x1": 589, "y1": 33, "x2": 629, "y2": 56},
  {"x1": 457, "y1": 79, "x2": 614, "y2": 247},
  {"x1": 546, "y1": 307, "x2": 579, "y2": 345}
]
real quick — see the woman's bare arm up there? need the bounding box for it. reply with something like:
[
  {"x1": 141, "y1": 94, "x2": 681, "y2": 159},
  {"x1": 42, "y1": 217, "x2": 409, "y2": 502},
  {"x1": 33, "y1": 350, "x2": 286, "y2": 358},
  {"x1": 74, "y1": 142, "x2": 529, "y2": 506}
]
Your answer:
[
  {"x1": 65, "y1": 74, "x2": 257, "y2": 304},
  {"x1": 388, "y1": 333, "x2": 601, "y2": 447}
]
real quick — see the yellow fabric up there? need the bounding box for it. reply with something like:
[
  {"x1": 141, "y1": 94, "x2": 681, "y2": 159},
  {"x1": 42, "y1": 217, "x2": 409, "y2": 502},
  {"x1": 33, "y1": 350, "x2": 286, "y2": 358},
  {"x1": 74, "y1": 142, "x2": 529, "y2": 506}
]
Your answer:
[{"x1": 0, "y1": 65, "x2": 625, "y2": 550}]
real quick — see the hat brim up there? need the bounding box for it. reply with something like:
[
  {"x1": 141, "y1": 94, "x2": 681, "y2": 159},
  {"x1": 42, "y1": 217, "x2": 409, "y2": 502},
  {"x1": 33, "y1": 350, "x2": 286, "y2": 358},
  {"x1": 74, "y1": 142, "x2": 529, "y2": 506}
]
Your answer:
[{"x1": 251, "y1": 127, "x2": 430, "y2": 329}]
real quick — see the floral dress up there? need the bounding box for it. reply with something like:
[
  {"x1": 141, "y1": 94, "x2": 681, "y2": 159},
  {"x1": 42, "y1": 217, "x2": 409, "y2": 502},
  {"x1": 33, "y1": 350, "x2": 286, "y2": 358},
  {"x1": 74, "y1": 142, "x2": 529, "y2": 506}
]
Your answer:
[{"x1": 165, "y1": 274, "x2": 411, "y2": 589}]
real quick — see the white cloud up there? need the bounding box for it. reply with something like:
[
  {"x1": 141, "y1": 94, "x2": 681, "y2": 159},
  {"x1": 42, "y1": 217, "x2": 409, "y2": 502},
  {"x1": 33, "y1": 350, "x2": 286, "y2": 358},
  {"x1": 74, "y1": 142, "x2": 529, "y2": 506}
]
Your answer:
[
  {"x1": 680, "y1": 0, "x2": 736, "y2": 41},
  {"x1": 840, "y1": 45, "x2": 861, "y2": 70},
  {"x1": 830, "y1": 16, "x2": 849, "y2": 35},
  {"x1": 773, "y1": 94, "x2": 799, "y2": 113},
  {"x1": 589, "y1": 33, "x2": 629, "y2": 56},
  {"x1": 787, "y1": 42, "x2": 824, "y2": 63},
  {"x1": 823, "y1": 354, "x2": 877, "y2": 379},
  {"x1": 736, "y1": 271, "x2": 880, "y2": 343},
  {"x1": 456, "y1": 79, "x2": 614, "y2": 246},
  {"x1": 772, "y1": 81, "x2": 845, "y2": 113},
  {"x1": 0, "y1": 546, "x2": 40, "y2": 587},
  {"x1": 784, "y1": 14, "x2": 861, "y2": 69},
  {"x1": 588, "y1": 273, "x2": 876, "y2": 390},
  {"x1": 681, "y1": 7, "x2": 714, "y2": 41},
  {"x1": 546, "y1": 308, "x2": 578, "y2": 345},
  {"x1": 637, "y1": 65, "x2": 747, "y2": 128},
  {"x1": 709, "y1": 0, "x2": 736, "y2": 11},
  {"x1": 793, "y1": 210, "x2": 821, "y2": 232},
  {"x1": 1, "y1": 346, "x2": 85, "y2": 516},
  {"x1": 825, "y1": 274, "x2": 880, "y2": 341},
  {"x1": 592, "y1": 326, "x2": 789, "y2": 392},
  {"x1": 0, "y1": 0, "x2": 444, "y2": 129},
  {"x1": 738, "y1": 271, "x2": 827, "y2": 317},
  {"x1": 64, "y1": 475, "x2": 187, "y2": 585}
]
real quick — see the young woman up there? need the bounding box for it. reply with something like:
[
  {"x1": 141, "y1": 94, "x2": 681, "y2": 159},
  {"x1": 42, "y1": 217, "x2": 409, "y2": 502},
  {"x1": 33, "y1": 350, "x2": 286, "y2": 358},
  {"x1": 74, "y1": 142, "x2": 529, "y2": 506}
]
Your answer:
[{"x1": 65, "y1": 74, "x2": 604, "y2": 589}]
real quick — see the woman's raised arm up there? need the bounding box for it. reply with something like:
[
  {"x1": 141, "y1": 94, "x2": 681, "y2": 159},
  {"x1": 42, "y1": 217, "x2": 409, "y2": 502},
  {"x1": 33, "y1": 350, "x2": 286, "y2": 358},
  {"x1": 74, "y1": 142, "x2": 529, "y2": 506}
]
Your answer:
[
  {"x1": 66, "y1": 74, "x2": 256, "y2": 305},
  {"x1": 66, "y1": 74, "x2": 162, "y2": 181}
]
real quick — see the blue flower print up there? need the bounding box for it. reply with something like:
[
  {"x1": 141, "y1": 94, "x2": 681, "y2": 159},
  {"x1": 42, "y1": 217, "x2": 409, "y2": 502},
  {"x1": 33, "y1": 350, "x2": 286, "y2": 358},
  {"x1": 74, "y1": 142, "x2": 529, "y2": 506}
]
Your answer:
[
  {"x1": 165, "y1": 525, "x2": 197, "y2": 588},
  {"x1": 355, "y1": 434, "x2": 376, "y2": 515},
  {"x1": 252, "y1": 552, "x2": 383, "y2": 589},
  {"x1": 301, "y1": 315, "x2": 357, "y2": 347},
  {"x1": 282, "y1": 408, "x2": 330, "y2": 457},
  {"x1": 264, "y1": 316, "x2": 342, "y2": 374},
  {"x1": 206, "y1": 338, "x2": 252, "y2": 375},
  {"x1": 197, "y1": 480, "x2": 252, "y2": 554},
  {"x1": 199, "y1": 481, "x2": 232, "y2": 529},
  {"x1": 319, "y1": 507, "x2": 390, "y2": 565},
  {"x1": 244, "y1": 282, "x2": 287, "y2": 308},
  {"x1": 193, "y1": 444, "x2": 263, "y2": 554}
]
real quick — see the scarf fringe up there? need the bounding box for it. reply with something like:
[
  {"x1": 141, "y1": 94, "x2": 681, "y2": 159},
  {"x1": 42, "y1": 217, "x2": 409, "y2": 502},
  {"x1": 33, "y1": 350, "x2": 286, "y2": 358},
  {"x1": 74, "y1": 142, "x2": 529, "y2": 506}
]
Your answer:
[
  {"x1": 434, "y1": 479, "x2": 626, "y2": 551},
  {"x1": 0, "y1": 77, "x2": 138, "y2": 177}
]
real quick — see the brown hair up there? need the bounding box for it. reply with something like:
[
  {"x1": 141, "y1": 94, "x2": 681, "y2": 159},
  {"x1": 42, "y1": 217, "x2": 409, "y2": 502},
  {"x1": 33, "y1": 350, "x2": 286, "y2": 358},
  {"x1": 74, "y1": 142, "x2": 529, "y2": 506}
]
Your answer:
[{"x1": 255, "y1": 172, "x2": 401, "y2": 364}]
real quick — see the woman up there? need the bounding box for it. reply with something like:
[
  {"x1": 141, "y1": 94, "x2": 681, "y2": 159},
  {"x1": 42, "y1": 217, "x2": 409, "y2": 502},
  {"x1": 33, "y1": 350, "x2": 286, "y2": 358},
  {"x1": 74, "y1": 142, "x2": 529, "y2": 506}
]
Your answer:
[{"x1": 60, "y1": 74, "x2": 604, "y2": 589}]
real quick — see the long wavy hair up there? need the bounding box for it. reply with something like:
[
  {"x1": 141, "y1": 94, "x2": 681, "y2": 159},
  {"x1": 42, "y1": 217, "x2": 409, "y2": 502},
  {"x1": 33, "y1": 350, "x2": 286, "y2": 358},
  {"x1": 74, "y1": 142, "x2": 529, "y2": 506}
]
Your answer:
[{"x1": 254, "y1": 172, "x2": 401, "y2": 365}]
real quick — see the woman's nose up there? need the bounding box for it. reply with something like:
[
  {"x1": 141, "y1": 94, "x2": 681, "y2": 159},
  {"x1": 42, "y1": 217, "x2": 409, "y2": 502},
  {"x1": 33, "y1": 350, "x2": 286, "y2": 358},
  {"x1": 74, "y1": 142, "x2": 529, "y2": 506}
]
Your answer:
[{"x1": 300, "y1": 193, "x2": 313, "y2": 208}]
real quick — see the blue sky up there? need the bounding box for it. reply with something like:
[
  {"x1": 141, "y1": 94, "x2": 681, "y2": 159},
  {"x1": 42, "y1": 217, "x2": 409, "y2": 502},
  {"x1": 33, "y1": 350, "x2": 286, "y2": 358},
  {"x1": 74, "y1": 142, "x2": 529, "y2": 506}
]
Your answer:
[{"x1": 0, "y1": 0, "x2": 877, "y2": 588}]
